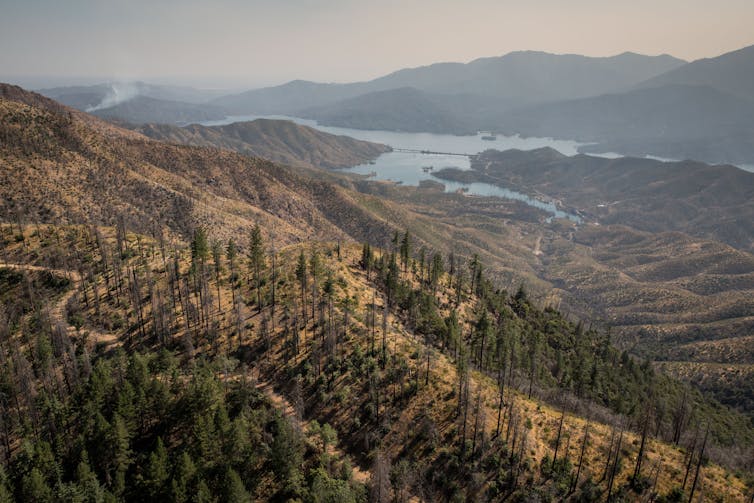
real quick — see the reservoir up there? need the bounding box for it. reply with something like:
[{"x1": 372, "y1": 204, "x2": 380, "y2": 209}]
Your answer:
[{"x1": 198, "y1": 115, "x2": 604, "y2": 222}]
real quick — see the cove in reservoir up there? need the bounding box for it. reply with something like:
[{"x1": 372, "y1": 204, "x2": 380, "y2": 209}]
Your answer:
[{"x1": 199, "y1": 115, "x2": 600, "y2": 222}]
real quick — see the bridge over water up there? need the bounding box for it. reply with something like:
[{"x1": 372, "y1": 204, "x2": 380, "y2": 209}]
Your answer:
[{"x1": 392, "y1": 148, "x2": 473, "y2": 157}]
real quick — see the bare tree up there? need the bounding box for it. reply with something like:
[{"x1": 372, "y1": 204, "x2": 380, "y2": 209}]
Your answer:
[{"x1": 370, "y1": 450, "x2": 391, "y2": 503}]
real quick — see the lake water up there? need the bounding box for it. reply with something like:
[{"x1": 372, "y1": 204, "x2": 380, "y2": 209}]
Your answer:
[
  {"x1": 201, "y1": 114, "x2": 587, "y2": 222},
  {"x1": 202, "y1": 115, "x2": 754, "y2": 219}
]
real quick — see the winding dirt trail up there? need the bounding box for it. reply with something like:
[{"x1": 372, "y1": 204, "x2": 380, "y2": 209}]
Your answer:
[
  {"x1": 1, "y1": 262, "x2": 118, "y2": 347},
  {"x1": 2, "y1": 262, "x2": 371, "y2": 484}
]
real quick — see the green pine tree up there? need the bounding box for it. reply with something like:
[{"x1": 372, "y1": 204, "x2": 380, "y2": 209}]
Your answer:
[{"x1": 224, "y1": 468, "x2": 249, "y2": 503}]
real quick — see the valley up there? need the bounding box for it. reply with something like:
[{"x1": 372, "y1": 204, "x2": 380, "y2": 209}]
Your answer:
[
  {"x1": 0, "y1": 0, "x2": 754, "y2": 503},
  {"x1": 5, "y1": 82, "x2": 754, "y2": 424},
  {"x1": 3, "y1": 29, "x2": 754, "y2": 501}
]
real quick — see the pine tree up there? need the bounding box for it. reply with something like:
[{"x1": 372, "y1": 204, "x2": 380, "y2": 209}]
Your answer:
[
  {"x1": 399, "y1": 231, "x2": 411, "y2": 273},
  {"x1": 248, "y1": 224, "x2": 265, "y2": 312},
  {"x1": 21, "y1": 467, "x2": 52, "y2": 503},
  {"x1": 190, "y1": 227, "x2": 210, "y2": 332},
  {"x1": 75, "y1": 452, "x2": 105, "y2": 503},
  {"x1": 143, "y1": 437, "x2": 169, "y2": 500},
  {"x1": 195, "y1": 479, "x2": 213, "y2": 503},
  {"x1": 109, "y1": 414, "x2": 132, "y2": 495},
  {"x1": 430, "y1": 252, "x2": 444, "y2": 294},
  {"x1": 224, "y1": 467, "x2": 250, "y2": 503},
  {"x1": 191, "y1": 227, "x2": 209, "y2": 270},
  {"x1": 211, "y1": 239, "x2": 222, "y2": 312},
  {"x1": 296, "y1": 250, "x2": 308, "y2": 329},
  {"x1": 361, "y1": 243, "x2": 373, "y2": 279},
  {"x1": 0, "y1": 464, "x2": 13, "y2": 503},
  {"x1": 170, "y1": 452, "x2": 196, "y2": 503},
  {"x1": 270, "y1": 415, "x2": 304, "y2": 496},
  {"x1": 226, "y1": 238, "x2": 238, "y2": 304}
]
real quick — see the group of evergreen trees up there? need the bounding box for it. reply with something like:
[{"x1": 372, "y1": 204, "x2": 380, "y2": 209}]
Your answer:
[
  {"x1": 356, "y1": 231, "x2": 754, "y2": 500},
  {"x1": 0, "y1": 225, "x2": 367, "y2": 502},
  {"x1": 1, "y1": 223, "x2": 753, "y2": 501},
  {"x1": 0, "y1": 348, "x2": 365, "y2": 502}
]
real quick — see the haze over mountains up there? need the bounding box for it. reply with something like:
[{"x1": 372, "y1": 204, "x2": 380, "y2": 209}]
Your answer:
[
  {"x1": 639, "y1": 44, "x2": 754, "y2": 102},
  {"x1": 35, "y1": 45, "x2": 754, "y2": 165},
  {"x1": 213, "y1": 51, "x2": 686, "y2": 113}
]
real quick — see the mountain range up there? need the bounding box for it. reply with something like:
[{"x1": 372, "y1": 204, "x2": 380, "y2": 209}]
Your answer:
[
  {"x1": 212, "y1": 50, "x2": 686, "y2": 113},
  {"x1": 34, "y1": 45, "x2": 754, "y2": 164},
  {"x1": 7, "y1": 81, "x2": 754, "y2": 420},
  {"x1": 4, "y1": 82, "x2": 754, "y2": 501},
  {"x1": 210, "y1": 46, "x2": 754, "y2": 164}
]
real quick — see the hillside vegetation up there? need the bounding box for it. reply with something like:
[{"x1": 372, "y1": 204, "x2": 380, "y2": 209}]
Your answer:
[
  {"x1": 0, "y1": 224, "x2": 752, "y2": 501},
  {"x1": 436, "y1": 148, "x2": 754, "y2": 250},
  {"x1": 0, "y1": 83, "x2": 400, "y2": 248},
  {"x1": 135, "y1": 119, "x2": 390, "y2": 170},
  {"x1": 432, "y1": 149, "x2": 754, "y2": 414}
]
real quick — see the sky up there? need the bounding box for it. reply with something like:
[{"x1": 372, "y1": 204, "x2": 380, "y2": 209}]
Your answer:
[{"x1": 2, "y1": 0, "x2": 753, "y2": 90}]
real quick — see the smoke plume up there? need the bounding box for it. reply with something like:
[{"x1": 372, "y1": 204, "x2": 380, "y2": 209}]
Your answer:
[{"x1": 86, "y1": 82, "x2": 139, "y2": 112}]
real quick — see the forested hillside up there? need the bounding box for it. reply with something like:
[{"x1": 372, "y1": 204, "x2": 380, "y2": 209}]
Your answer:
[{"x1": 0, "y1": 224, "x2": 751, "y2": 501}]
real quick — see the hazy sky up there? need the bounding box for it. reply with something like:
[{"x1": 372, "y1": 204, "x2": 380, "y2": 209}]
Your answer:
[{"x1": 2, "y1": 0, "x2": 753, "y2": 89}]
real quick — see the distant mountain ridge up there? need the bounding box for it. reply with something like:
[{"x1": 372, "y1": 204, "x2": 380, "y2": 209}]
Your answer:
[
  {"x1": 212, "y1": 50, "x2": 686, "y2": 114},
  {"x1": 37, "y1": 81, "x2": 228, "y2": 125},
  {"x1": 300, "y1": 87, "x2": 476, "y2": 134},
  {"x1": 497, "y1": 84, "x2": 754, "y2": 164},
  {"x1": 367, "y1": 50, "x2": 686, "y2": 101},
  {"x1": 638, "y1": 44, "x2": 754, "y2": 102},
  {"x1": 213, "y1": 45, "x2": 754, "y2": 164},
  {"x1": 31, "y1": 45, "x2": 754, "y2": 164}
]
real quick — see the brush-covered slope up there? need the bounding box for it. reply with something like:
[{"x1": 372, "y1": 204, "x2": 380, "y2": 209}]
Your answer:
[
  {"x1": 433, "y1": 148, "x2": 754, "y2": 412},
  {"x1": 135, "y1": 118, "x2": 390, "y2": 169},
  {"x1": 0, "y1": 226, "x2": 367, "y2": 502},
  {"x1": 0, "y1": 83, "x2": 400, "y2": 247},
  {"x1": 436, "y1": 148, "x2": 754, "y2": 250},
  {"x1": 0, "y1": 224, "x2": 751, "y2": 501}
]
